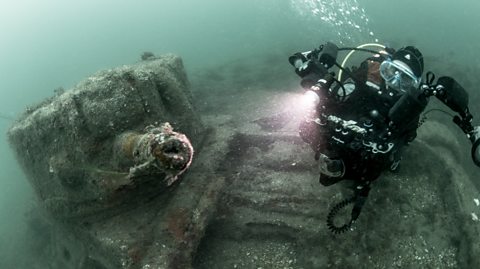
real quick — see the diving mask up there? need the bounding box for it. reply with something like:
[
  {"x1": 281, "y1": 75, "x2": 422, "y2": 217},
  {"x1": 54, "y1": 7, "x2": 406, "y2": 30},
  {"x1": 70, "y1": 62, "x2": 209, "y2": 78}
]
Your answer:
[{"x1": 380, "y1": 59, "x2": 421, "y2": 92}]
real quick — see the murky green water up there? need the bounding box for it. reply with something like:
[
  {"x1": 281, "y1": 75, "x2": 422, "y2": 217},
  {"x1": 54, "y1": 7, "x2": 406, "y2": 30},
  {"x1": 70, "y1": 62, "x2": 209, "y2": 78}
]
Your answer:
[{"x1": 1, "y1": 1, "x2": 479, "y2": 268}]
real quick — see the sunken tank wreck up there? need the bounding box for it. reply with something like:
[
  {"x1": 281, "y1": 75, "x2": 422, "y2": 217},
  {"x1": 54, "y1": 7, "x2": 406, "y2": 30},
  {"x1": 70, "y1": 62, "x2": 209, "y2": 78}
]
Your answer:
[
  {"x1": 8, "y1": 54, "x2": 202, "y2": 219},
  {"x1": 7, "y1": 54, "x2": 225, "y2": 268}
]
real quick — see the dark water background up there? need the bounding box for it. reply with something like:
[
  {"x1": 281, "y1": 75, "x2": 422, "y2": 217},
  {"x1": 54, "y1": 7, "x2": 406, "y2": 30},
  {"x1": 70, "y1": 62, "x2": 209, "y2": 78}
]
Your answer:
[{"x1": 1, "y1": 0, "x2": 479, "y2": 266}]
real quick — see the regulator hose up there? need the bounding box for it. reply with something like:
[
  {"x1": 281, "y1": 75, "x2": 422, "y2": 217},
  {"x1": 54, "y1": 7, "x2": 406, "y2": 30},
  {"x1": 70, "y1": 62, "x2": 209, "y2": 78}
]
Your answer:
[
  {"x1": 326, "y1": 197, "x2": 356, "y2": 234},
  {"x1": 326, "y1": 183, "x2": 371, "y2": 234}
]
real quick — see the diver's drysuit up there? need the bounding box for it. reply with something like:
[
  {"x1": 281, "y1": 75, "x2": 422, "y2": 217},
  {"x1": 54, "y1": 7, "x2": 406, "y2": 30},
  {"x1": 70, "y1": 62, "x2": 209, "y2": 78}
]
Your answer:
[{"x1": 289, "y1": 42, "x2": 480, "y2": 233}]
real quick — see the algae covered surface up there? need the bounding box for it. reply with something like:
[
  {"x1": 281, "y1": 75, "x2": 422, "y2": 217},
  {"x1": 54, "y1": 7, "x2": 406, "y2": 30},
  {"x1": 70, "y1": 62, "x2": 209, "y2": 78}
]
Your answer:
[{"x1": 1, "y1": 0, "x2": 480, "y2": 268}]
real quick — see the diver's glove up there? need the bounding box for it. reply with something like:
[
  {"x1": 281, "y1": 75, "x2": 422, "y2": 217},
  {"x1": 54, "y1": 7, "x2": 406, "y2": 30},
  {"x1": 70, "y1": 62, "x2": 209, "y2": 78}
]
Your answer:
[
  {"x1": 300, "y1": 72, "x2": 326, "y2": 89},
  {"x1": 300, "y1": 75, "x2": 336, "y2": 98},
  {"x1": 470, "y1": 126, "x2": 480, "y2": 166}
]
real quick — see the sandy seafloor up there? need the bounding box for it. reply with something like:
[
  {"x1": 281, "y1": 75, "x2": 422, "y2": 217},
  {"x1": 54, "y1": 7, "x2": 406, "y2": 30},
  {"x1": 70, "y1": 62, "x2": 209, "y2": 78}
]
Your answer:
[
  {"x1": 2, "y1": 49, "x2": 480, "y2": 268},
  {"x1": 186, "y1": 53, "x2": 480, "y2": 268}
]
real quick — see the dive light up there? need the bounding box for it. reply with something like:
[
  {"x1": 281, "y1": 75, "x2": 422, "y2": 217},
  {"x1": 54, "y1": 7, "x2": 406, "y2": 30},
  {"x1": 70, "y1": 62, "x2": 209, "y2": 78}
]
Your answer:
[{"x1": 303, "y1": 90, "x2": 321, "y2": 108}]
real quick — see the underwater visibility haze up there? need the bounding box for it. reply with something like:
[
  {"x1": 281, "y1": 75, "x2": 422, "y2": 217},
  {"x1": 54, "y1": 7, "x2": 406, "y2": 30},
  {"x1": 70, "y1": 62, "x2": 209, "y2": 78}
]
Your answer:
[{"x1": 1, "y1": 0, "x2": 480, "y2": 268}]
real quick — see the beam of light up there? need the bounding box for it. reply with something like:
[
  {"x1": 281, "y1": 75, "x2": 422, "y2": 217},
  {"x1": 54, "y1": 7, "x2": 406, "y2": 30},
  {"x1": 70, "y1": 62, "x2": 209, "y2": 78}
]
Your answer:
[
  {"x1": 281, "y1": 90, "x2": 322, "y2": 124},
  {"x1": 301, "y1": 90, "x2": 320, "y2": 109}
]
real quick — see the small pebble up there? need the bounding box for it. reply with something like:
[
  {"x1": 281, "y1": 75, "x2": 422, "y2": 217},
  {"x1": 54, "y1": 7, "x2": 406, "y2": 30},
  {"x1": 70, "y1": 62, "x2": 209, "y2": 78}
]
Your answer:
[{"x1": 471, "y1": 212, "x2": 479, "y2": 221}]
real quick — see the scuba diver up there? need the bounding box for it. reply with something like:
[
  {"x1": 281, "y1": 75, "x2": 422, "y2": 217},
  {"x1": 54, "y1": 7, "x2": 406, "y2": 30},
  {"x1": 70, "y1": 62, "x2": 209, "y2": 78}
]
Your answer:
[{"x1": 288, "y1": 42, "x2": 480, "y2": 233}]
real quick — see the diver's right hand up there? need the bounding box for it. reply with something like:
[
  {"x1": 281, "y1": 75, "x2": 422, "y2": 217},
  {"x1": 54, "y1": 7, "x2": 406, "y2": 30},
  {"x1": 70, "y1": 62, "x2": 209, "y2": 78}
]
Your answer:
[{"x1": 470, "y1": 126, "x2": 480, "y2": 167}]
